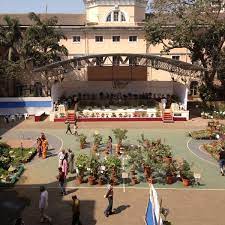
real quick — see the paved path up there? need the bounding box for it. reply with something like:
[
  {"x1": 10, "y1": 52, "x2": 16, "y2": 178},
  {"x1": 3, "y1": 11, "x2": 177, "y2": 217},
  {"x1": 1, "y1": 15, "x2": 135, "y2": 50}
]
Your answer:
[{"x1": 187, "y1": 138, "x2": 217, "y2": 166}]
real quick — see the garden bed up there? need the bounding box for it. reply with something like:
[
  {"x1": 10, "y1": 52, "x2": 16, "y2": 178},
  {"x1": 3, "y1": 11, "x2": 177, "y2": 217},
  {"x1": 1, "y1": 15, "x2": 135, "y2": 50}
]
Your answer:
[
  {"x1": 203, "y1": 140, "x2": 225, "y2": 160},
  {"x1": 0, "y1": 142, "x2": 36, "y2": 185}
]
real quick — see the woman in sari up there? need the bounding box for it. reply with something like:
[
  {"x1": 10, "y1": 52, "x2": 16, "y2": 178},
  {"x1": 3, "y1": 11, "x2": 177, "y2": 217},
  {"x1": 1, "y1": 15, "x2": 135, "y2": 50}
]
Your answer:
[
  {"x1": 62, "y1": 153, "x2": 69, "y2": 179},
  {"x1": 37, "y1": 138, "x2": 42, "y2": 158},
  {"x1": 42, "y1": 138, "x2": 48, "y2": 159}
]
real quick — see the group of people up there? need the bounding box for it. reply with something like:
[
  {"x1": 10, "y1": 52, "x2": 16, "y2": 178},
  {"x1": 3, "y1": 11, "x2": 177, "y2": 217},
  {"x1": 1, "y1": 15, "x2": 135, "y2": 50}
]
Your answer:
[
  {"x1": 65, "y1": 119, "x2": 78, "y2": 136},
  {"x1": 57, "y1": 149, "x2": 75, "y2": 195},
  {"x1": 36, "y1": 133, "x2": 49, "y2": 159},
  {"x1": 38, "y1": 186, "x2": 82, "y2": 225}
]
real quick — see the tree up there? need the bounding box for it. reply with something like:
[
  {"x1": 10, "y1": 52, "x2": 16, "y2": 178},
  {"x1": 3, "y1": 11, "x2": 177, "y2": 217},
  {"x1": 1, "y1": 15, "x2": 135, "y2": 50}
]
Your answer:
[
  {"x1": 145, "y1": 0, "x2": 225, "y2": 101},
  {"x1": 22, "y1": 12, "x2": 68, "y2": 96}
]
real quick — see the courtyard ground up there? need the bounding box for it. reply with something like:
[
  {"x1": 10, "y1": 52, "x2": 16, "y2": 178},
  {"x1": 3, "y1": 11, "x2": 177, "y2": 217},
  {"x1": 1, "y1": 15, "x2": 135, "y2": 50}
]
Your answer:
[{"x1": 0, "y1": 118, "x2": 225, "y2": 225}]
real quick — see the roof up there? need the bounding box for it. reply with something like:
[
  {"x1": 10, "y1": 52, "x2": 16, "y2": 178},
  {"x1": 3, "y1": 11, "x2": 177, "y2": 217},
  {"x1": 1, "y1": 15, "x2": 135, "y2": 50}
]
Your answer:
[{"x1": 0, "y1": 13, "x2": 86, "y2": 26}]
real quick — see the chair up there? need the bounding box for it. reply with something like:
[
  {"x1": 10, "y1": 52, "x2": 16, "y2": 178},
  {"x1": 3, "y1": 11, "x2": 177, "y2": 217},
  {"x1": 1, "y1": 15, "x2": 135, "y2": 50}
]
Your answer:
[
  {"x1": 24, "y1": 113, "x2": 29, "y2": 119},
  {"x1": 17, "y1": 114, "x2": 23, "y2": 120},
  {"x1": 10, "y1": 115, "x2": 16, "y2": 122}
]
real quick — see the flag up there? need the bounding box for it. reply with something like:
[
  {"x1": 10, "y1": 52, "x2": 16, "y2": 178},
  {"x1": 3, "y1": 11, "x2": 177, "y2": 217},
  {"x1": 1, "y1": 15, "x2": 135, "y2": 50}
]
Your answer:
[{"x1": 145, "y1": 184, "x2": 163, "y2": 225}]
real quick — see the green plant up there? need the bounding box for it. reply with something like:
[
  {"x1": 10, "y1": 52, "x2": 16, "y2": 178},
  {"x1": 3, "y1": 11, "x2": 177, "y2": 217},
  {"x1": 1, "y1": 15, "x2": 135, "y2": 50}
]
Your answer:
[
  {"x1": 87, "y1": 155, "x2": 100, "y2": 177},
  {"x1": 79, "y1": 133, "x2": 87, "y2": 145},
  {"x1": 112, "y1": 128, "x2": 128, "y2": 144},
  {"x1": 93, "y1": 133, "x2": 103, "y2": 146},
  {"x1": 104, "y1": 155, "x2": 121, "y2": 177},
  {"x1": 180, "y1": 160, "x2": 194, "y2": 181},
  {"x1": 76, "y1": 154, "x2": 89, "y2": 176}
]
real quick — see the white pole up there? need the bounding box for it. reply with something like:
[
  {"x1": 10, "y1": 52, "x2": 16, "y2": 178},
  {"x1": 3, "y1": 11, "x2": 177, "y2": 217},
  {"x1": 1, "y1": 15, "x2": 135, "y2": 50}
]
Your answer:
[{"x1": 123, "y1": 178, "x2": 125, "y2": 192}]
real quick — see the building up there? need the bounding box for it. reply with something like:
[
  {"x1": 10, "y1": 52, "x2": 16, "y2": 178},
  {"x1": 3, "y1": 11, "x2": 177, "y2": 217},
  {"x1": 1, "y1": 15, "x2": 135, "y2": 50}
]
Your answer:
[{"x1": 0, "y1": 0, "x2": 201, "y2": 121}]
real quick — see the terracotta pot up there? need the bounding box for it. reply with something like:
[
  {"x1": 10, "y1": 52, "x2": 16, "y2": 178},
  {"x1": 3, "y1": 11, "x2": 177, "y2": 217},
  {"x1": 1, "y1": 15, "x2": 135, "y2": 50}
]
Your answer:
[
  {"x1": 144, "y1": 166, "x2": 151, "y2": 178},
  {"x1": 166, "y1": 176, "x2": 174, "y2": 184},
  {"x1": 116, "y1": 144, "x2": 121, "y2": 154},
  {"x1": 92, "y1": 144, "x2": 98, "y2": 152},
  {"x1": 111, "y1": 175, "x2": 118, "y2": 185},
  {"x1": 182, "y1": 178, "x2": 190, "y2": 186},
  {"x1": 130, "y1": 170, "x2": 135, "y2": 176},
  {"x1": 88, "y1": 176, "x2": 95, "y2": 185},
  {"x1": 163, "y1": 157, "x2": 172, "y2": 164},
  {"x1": 147, "y1": 177, "x2": 156, "y2": 184},
  {"x1": 80, "y1": 143, "x2": 85, "y2": 149},
  {"x1": 75, "y1": 176, "x2": 83, "y2": 185},
  {"x1": 131, "y1": 177, "x2": 138, "y2": 185},
  {"x1": 98, "y1": 178, "x2": 104, "y2": 185}
]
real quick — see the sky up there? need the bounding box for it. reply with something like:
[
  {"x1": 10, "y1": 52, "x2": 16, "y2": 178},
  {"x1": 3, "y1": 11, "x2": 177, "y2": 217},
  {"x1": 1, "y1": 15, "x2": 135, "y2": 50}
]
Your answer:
[{"x1": 0, "y1": 0, "x2": 85, "y2": 13}]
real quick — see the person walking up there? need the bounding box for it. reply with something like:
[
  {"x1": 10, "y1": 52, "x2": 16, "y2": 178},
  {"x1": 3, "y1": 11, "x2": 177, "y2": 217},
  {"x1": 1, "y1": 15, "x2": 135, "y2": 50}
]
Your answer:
[
  {"x1": 107, "y1": 136, "x2": 113, "y2": 155},
  {"x1": 37, "y1": 138, "x2": 42, "y2": 158},
  {"x1": 58, "y1": 149, "x2": 65, "y2": 168},
  {"x1": 62, "y1": 153, "x2": 69, "y2": 179},
  {"x1": 218, "y1": 148, "x2": 225, "y2": 176},
  {"x1": 57, "y1": 167, "x2": 66, "y2": 195},
  {"x1": 39, "y1": 186, "x2": 52, "y2": 224},
  {"x1": 68, "y1": 149, "x2": 75, "y2": 173},
  {"x1": 104, "y1": 180, "x2": 114, "y2": 217},
  {"x1": 41, "y1": 137, "x2": 48, "y2": 159},
  {"x1": 73, "y1": 120, "x2": 78, "y2": 136},
  {"x1": 65, "y1": 121, "x2": 73, "y2": 135},
  {"x1": 72, "y1": 195, "x2": 82, "y2": 225}
]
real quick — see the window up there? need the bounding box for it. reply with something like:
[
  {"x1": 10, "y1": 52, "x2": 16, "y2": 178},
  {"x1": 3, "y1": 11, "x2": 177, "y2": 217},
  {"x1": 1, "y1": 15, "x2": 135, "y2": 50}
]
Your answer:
[
  {"x1": 121, "y1": 13, "x2": 126, "y2": 21},
  {"x1": 95, "y1": 36, "x2": 103, "y2": 42},
  {"x1": 72, "y1": 36, "x2": 80, "y2": 43},
  {"x1": 172, "y1": 55, "x2": 180, "y2": 60},
  {"x1": 129, "y1": 36, "x2": 137, "y2": 42},
  {"x1": 113, "y1": 11, "x2": 119, "y2": 21},
  {"x1": 112, "y1": 36, "x2": 120, "y2": 42},
  {"x1": 106, "y1": 10, "x2": 126, "y2": 22}
]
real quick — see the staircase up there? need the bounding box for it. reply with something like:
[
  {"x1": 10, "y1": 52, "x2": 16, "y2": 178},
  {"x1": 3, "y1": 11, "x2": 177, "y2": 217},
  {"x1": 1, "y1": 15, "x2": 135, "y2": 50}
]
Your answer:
[
  {"x1": 67, "y1": 113, "x2": 75, "y2": 122},
  {"x1": 163, "y1": 110, "x2": 174, "y2": 123}
]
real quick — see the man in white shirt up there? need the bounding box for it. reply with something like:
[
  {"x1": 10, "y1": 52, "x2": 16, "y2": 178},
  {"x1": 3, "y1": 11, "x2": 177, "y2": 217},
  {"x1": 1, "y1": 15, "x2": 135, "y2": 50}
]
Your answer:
[
  {"x1": 58, "y1": 149, "x2": 65, "y2": 168},
  {"x1": 161, "y1": 97, "x2": 167, "y2": 110},
  {"x1": 39, "y1": 186, "x2": 52, "y2": 223}
]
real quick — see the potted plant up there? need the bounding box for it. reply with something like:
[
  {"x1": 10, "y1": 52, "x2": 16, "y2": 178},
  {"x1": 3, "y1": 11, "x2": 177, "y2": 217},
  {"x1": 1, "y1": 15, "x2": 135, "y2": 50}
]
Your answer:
[
  {"x1": 104, "y1": 155, "x2": 121, "y2": 185},
  {"x1": 180, "y1": 160, "x2": 194, "y2": 186},
  {"x1": 75, "y1": 154, "x2": 89, "y2": 185},
  {"x1": 92, "y1": 133, "x2": 103, "y2": 152},
  {"x1": 112, "y1": 128, "x2": 128, "y2": 154},
  {"x1": 79, "y1": 134, "x2": 87, "y2": 149},
  {"x1": 87, "y1": 155, "x2": 100, "y2": 185},
  {"x1": 164, "y1": 163, "x2": 177, "y2": 184}
]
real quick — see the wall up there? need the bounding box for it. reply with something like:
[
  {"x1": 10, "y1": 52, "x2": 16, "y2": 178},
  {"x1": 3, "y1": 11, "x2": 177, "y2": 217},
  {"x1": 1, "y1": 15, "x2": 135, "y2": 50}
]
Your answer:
[
  {"x1": 51, "y1": 80, "x2": 175, "y2": 98},
  {"x1": 0, "y1": 97, "x2": 53, "y2": 115}
]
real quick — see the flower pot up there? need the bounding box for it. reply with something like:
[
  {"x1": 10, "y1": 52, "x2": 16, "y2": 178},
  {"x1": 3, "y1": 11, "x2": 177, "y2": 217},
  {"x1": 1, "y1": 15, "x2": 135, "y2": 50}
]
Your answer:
[
  {"x1": 88, "y1": 176, "x2": 95, "y2": 185},
  {"x1": 166, "y1": 176, "x2": 174, "y2": 184},
  {"x1": 75, "y1": 176, "x2": 83, "y2": 185},
  {"x1": 130, "y1": 169, "x2": 135, "y2": 177},
  {"x1": 144, "y1": 166, "x2": 151, "y2": 178},
  {"x1": 182, "y1": 178, "x2": 190, "y2": 186},
  {"x1": 116, "y1": 144, "x2": 121, "y2": 155},
  {"x1": 163, "y1": 157, "x2": 172, "y2": 164},
  {"x1": 131, "y1": 177, "x2": 138, "y2": 185},
  {"x1": 111, "y1": 175, "x2": 118, "y2": 185},
  {"x1": 147, "y1": 177, "x2": 156, "y2": 184},
  {"x1": 98, "y1": 178, "x2": 104, "y2": 185},
  {"x1": 92, "y1": 144, "x2": 98, "y2": 152},
  {"x1": 80, "y1": 143, "x2": 85, "y2": 149}
]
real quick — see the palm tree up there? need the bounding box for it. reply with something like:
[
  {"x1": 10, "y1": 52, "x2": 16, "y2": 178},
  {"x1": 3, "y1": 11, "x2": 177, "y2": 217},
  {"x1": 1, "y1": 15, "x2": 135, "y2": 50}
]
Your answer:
[{"x1": 0, "y1": 16, "x2": 22, "y2": 61}]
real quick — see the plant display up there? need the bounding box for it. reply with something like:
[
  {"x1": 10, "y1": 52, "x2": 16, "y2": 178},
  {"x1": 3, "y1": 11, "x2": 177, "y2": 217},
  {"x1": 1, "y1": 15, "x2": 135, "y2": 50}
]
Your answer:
[
  {"x1": 179, "y1": 160, "x2": 194, "y2": 186},
  {"x1": 75, "y1": 154, "x2": 89, "y2": 176},
  {"x1": 93, "y1": 133, "x2": 103, "y2": 146},
  {"x1": 112, "y1": 128, "x2": 128, "y2": 145},
  {"x1": 0, "y1": 142, "x2": 36, "y2": 184},
  {"x1": 189, "y1": 130, "x2": 216, "y2": 140},
  {"x1": 203, "y1": 140, "x2": 225, "y2": 160},
  {"x1": 78, "y1": 133, "x2": 87, "y2": 149},
  {"x1": 104, "y1": 155, "x2": 121, "y2": 182}
]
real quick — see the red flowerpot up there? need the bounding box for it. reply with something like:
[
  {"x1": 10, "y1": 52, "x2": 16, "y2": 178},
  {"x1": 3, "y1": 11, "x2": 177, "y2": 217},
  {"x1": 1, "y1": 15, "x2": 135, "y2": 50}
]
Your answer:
[
  {"x1": 75, "y1": 176, "x2": 83, "y2": 185},
  {"x1": 88, "y1": 176, "x2": 95, "y2": 185},
  {"x1": 182, "y1": 178, "x2": 190, "y2": 186},
  {"x1": 166, "y1": 176, "x2": 174, "y2": 184}
]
